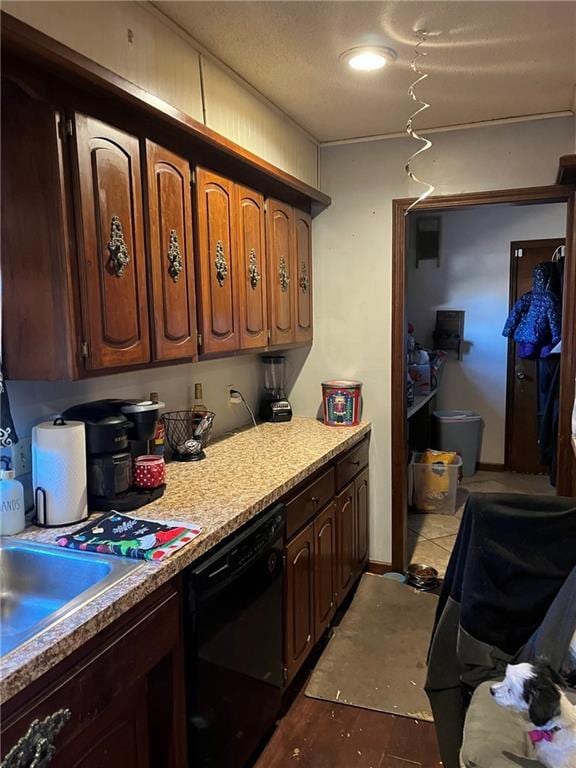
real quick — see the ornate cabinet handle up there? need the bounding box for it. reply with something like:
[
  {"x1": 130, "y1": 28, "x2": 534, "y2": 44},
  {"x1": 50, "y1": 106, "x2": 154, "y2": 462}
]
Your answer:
[
  {"x1": 279, "y1": 256, "x2": 290, "y2": 293},
  {"x1": 248, "y1": 249, "x2": 261, "y2": 289},
  {"x1": 167, "y1": 229, "x2": 183, "y2": 282},
  {"x1": 214, "y1": 240, "x2": 228, "y2": 287},
  {"x1": 2, "y1": 708, "x2": 71, "y2": 768},
  {"x1": 299, "y1": 262, "x2": 309, "y2": 294},
  {"x1": 107, "y1": 216, "x2": 130, "y2": 277}
]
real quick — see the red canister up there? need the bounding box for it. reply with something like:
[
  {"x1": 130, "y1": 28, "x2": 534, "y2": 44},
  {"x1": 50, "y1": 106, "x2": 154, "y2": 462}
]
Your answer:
[
  {"x1": 133, "y1": 455, "x2": 166, "y2": 489},
  {"x1": 321, "y1": 380, "x2": 362, "y2": 427}
]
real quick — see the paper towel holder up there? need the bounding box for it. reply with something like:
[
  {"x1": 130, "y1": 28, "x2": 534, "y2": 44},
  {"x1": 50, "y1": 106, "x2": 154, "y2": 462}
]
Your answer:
[
  {"x1": 34, "y1": 417, "x2": 63, "y2": 528},
  {"x1": 34, "y1": 486, "x2": 50, "y2": 527},
  {"x1": 32, "y1": 416, "x2": 88, "y2": 528}
]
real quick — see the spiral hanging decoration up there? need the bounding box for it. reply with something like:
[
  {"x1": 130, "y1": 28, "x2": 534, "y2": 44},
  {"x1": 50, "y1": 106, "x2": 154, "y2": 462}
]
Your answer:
[{"x1": 405, "y1": 30, "x2": 435, "y2": 215}]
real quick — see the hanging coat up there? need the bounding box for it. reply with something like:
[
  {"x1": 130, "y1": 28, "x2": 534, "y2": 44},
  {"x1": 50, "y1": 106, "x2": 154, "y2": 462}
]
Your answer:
[{"x1": 502, "y1": 262, "x2": 562, "y2": 358}]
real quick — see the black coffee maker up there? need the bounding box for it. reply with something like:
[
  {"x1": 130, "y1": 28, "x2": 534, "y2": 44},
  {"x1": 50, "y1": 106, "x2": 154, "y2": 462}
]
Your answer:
[{"x1": 63, "y1": 399, "x2": 165, "y2": 511}]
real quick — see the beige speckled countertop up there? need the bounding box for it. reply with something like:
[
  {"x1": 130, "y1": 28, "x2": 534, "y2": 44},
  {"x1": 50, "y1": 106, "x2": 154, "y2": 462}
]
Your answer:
[{"x1": 1, "y1": 417, "x2": 370, "y2": 704}]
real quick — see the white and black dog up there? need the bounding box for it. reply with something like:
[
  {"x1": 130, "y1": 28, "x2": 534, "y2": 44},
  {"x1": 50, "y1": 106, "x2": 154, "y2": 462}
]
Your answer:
[{"x1": 490, "y1": 661, "x2": 576, "y2": 768}]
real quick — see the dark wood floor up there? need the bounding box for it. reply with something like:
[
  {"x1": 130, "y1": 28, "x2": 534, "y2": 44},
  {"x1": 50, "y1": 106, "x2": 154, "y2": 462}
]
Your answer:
[{"x1": 255, "y1": 689, "x2": 442, "y2": 768}]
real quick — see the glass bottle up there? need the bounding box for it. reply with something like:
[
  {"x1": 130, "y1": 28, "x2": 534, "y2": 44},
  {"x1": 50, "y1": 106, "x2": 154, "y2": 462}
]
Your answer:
[
  {"x1": 149, "y1": 392, "x2": 165, "y2": 456},
  {"x1": 192, "y1": 384, "x2": 207, "y2": 416}
]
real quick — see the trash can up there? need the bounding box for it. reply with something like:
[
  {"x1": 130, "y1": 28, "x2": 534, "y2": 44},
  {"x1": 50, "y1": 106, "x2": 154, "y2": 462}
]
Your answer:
[{"x1": 433, "y1": 410, "x2": 483, "y2": 477}]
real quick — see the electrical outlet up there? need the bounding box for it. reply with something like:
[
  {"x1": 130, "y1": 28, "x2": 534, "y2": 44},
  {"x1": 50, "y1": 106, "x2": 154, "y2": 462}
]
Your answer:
[
  {"x1": 227, "y1": 385, "x2": 242, "y2": 405},
  {"x1": 11, "y1": 436, "x2": 32, "y2": 477}
]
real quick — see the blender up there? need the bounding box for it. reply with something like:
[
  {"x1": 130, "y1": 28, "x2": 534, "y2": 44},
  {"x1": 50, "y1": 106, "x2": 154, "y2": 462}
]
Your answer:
[{"x1": 259, "y1": 356, "x2": 292, "y2": 422}]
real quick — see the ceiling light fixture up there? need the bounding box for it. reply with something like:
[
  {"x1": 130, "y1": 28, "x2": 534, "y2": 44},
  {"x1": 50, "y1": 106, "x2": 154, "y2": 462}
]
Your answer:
[{"x1": 340, "y1": 46, "x2": 397, "y2": 72}]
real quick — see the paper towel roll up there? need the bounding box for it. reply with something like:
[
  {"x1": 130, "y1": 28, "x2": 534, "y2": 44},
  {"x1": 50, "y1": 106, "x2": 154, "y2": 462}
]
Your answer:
[{"x1": 32, "y1": 419, "x2": 88, "y2": 527}]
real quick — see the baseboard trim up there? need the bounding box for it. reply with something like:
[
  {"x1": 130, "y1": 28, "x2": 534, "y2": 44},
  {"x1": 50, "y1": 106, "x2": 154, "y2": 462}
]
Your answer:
[
  {"x1": 476, "y1": 462, "x2": 507, "y2": 472},
  {"x1": 367, "y1": 560, "x2": 396, "y2": 575}
]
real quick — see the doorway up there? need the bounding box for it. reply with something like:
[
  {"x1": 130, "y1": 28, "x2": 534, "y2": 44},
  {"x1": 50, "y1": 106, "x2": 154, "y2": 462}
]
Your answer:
[
  {"x1": 391, "y1": 185, "x2": 576, "y2": 572},
  {"x1": 506, "y1": 238, "x2": 565, "y2": 475}
]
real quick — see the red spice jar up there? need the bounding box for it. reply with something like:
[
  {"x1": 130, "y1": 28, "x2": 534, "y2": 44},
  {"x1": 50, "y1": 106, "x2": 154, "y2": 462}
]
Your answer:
[{"x1": 133, "y1": 455, "x2": 166, "y2": 489}]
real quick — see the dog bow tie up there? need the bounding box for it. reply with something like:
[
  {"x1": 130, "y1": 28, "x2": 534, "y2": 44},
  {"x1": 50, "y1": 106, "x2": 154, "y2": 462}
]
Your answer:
[{"x1": 528, "y1": 728, "x2": 558, "y2": 745}]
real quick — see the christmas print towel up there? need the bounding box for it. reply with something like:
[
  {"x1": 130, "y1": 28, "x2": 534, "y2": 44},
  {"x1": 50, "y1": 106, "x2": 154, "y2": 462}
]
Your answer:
[{"x1": 56, "y1": 512, "x2": 202, "y2": 562}]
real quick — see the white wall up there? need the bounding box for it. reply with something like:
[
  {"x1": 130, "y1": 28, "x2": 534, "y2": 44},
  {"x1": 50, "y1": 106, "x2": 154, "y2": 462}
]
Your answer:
[
  {"x1": 3, "y1": 1, "x2": 204, "y2": 122},
  {"x1": 406, "y1": 204, "x2": 567, "y2": 464},
  {"x1": 287, "y1": 116, "x2": 574, "y2": 565},
  {"x1": 201, "y1": 59, "x2": 318, "y2": 187},
  {"x1": 2, "y1": 1, "x2": 319, "y2": 187},
  {"x1": 5, "y1": 354, "x2": 265, "y2": 508},
  {"x1": 7, "y1": 356, "x2": 263, "y2": 440}
]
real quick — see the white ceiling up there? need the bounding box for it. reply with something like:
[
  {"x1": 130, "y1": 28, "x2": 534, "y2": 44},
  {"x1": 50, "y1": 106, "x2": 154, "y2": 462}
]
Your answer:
[{"x1": 153, "y1": 1, "x2": 576, "y2": 143}]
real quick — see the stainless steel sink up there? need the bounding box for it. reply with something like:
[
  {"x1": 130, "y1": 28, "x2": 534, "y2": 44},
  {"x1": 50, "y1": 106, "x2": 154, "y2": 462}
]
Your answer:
[{"x1": 0, "y1": 539, "x2": 143, "y2": 657}]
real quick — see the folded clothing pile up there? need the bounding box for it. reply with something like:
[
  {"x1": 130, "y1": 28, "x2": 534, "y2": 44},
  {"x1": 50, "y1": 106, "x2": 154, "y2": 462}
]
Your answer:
[{"x1": 56, "y1": 512, "x2": 202, "y2": 561}]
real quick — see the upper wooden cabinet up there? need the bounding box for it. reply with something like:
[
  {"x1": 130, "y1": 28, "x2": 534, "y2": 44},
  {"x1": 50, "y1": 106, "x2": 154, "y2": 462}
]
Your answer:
[
  {"x1": 1, "y1": 79, "x2": 314, "y2": 379},
  {"x1": 144, "y1": 141, "x2": 197, "y2": 362},
  {"x1": 194, "y1": 168, "x2": 239, "y2": 355},
  {"x1": 237, "y1": 185, "x2": 268, "y2": 349},
  {"x1": 1, "y1": 81, "x2": 77, "y2": 380},
  {"x1": 266, "y1": 200, "x2": 314, "y2": 349},
  {"x1": 71, "y1": 114, "x2": 151, "y2": 370},
  {"x1": 294, "y1": 210, "x2": 313, "y2": 344},
  {"x1": 267, "y1": 199, "x2": 295, "y2": 346}
]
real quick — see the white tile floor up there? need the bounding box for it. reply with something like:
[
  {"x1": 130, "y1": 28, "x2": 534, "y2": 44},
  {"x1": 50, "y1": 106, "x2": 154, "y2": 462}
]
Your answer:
[{"x1": 407, "y1": 471, "x2": 556, "y2": 577}]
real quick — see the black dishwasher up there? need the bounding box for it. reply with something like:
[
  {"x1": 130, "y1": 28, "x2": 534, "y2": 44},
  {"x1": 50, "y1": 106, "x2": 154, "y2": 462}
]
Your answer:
[{"x1": 184, "y1": 504, "x2": 285, "y2": 768}]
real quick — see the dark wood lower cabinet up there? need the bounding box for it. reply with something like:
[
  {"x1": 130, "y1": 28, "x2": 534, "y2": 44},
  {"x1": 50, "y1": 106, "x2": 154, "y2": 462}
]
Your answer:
[
  {"x1": 283, "y1": 439, "x2": 370, "y2": 685},
  {"x1": 1, "y1": 444, "x2": 370, "y2": 765},
  {"x1": 355, "y1": 467, "x2": 369, "y2": 573},
  {"x1": 313, "y1": 500, "x2": 337, "y2": 641},
  {"x1": 285, "y1": 522, "x2": 315, "y2": 685},
  {"x1": 52, "y1": 680, "x2": 150, "y2": 768},
  {"x1": 336, "y1": 481, "x2": 356, "y2": 605},
  {"x1": 1, "y1": 580, "x2": 187, "y2": 768}
]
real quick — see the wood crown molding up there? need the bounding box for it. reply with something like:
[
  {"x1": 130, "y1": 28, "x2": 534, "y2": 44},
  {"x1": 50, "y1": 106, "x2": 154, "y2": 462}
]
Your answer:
[
  {"x1": 393, "y1": 184, "x2": 575, "y2": 213},
  {"x1": 0, "y1": 11, "x2": 331, "y2": 211}
]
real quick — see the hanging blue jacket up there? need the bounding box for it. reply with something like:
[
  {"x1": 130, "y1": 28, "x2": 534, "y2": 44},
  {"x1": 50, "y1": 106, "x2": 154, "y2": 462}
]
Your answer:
[{"x1": 502, "y1": 262, "x2": 562, "y2": 358}]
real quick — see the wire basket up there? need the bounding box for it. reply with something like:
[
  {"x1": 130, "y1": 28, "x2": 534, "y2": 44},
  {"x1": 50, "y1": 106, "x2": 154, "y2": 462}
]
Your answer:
[{"x1": 162, "y1": 410, "x2": 215, "y2": 462}]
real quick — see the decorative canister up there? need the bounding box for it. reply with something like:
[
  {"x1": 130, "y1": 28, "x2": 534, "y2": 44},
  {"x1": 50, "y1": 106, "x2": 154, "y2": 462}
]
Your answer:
[
  {"x1": 133, "y1": 455, "x2": 166, "y2": 489},
  {"x1": 321, "y1": 380, "x2": 362, "y2": 427}
]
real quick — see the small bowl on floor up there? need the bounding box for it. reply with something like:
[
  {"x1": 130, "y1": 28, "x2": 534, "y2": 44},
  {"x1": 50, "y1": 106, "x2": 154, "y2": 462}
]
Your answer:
[{"x1": 406, "y1": 563, "x2": 439, "y2": 591}]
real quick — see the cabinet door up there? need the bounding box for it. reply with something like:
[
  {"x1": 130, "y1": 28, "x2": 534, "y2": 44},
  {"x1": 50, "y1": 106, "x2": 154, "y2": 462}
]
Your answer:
[
  {"x1": 145, "y1": 141, "x2": 197, "y2": 362},
  {"x1": 1, "y1": 82, "x2": 78, "y2": 380},
  {"x1": 237, "y1": 185, "x2": 268, "y2": 349},
  {"x1": 266, "y1": 199, "x2": 295, "y2": 346},
  {"x1": 336, "y1": 481, "x2": 356, "y2": 606},
  {"x1": 194, "y1": 167, "x2": 239, "y2": 355},
  {"x1": 355, "y1": 467, "x2": 369, "y2": 573},
  {"x1": 1, "y1": 582, "x2": 185, "y2": 768},
  {"x1": 314, "y1": 500, "x2": 337, "y2": 641},
  {"x1": 72, "y1": 114, "x2": 150, "y2": 369},
  {"x1": 53, "y1": 680, "x2": 149, "y2": 768},
  {"x1": 294, "y1": 209, "x2": 313, "y2": 344},
  {"x1": 285, "y1": 521, "x2": 315, "y2": 685}
]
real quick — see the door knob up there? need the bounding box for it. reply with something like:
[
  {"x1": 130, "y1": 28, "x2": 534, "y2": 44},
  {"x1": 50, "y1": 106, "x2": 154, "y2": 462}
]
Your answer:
[{"x1": 516, "y1": 371, "x2": 526, "y2": 381}]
